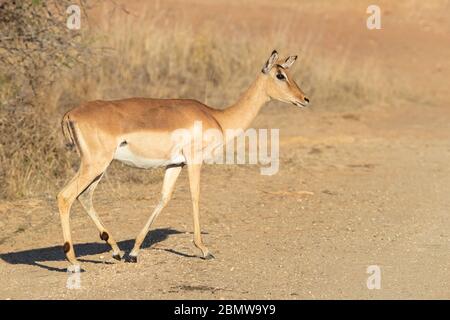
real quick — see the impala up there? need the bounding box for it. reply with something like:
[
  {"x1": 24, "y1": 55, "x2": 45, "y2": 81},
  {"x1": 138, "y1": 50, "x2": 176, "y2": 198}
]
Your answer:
[{"x1": 58, "y1": 50, "x2": 309, "y2": 266}]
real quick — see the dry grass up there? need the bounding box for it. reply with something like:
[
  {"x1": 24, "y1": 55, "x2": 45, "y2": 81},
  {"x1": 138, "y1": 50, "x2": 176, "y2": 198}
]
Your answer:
[{"x1": 0, "y1": 1, "x2": 411, "y2": 199}]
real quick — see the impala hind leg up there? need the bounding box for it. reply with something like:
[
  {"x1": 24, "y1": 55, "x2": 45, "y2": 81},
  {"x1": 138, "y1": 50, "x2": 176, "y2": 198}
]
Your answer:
[
  {"x1": 127, "y1": 165, "x2": 183, "y2": 262},
  {"x1": 57, "y1": 163, "x2": 109, "y2": 266},
  {"x1": 78, "y1": 173, "x2": 122, "y2": 261},
  {"x1": 187, "y1": 163, "x2": 214, "y2": 260}
]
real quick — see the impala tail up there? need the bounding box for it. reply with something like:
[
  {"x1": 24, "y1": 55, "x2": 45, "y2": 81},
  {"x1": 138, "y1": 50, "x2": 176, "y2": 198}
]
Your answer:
[{"x1": 61, "y1": 112, "x2": 81, "y2": 156}]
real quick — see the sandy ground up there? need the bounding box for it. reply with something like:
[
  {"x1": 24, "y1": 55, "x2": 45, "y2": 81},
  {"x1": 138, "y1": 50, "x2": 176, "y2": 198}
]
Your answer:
[
  {"x1": 1, "y1": 0, "x2": 449, "y2": 299},
  {"x1": 0, "y1": 102, "x2": 449, "y2": 299}
]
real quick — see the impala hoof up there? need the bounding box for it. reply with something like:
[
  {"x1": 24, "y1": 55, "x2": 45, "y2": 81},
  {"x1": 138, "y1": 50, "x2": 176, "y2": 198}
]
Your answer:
[
  {"x1": 112, "y1": 253, "x2": 121, "y2": 261},
  {"x1": 202, "y1": 253, "x2": 215, "y2": 260},
  {"x1": 126, "y1": 255, "x2": 138, "y2": 263}
]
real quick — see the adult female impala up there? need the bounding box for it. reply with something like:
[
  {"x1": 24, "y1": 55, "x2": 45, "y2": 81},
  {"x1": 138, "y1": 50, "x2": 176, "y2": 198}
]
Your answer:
[{"x1": 58, "y1": 50, "x2": 309, "y2": 266}]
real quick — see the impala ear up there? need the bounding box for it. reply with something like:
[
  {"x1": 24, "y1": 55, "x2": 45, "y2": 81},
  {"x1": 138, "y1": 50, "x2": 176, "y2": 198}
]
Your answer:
[
  {"x1": 262, "y1": 50, "x2": 279, "y2": 74},
  {"x1": 281, "y1": 55, "x2": 297, "y2": 69}
]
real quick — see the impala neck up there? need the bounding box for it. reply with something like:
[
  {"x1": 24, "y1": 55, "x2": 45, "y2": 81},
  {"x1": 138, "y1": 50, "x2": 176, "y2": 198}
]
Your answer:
[{"x1": 214, "y1": 75, "x2": 270, "y2": 133}]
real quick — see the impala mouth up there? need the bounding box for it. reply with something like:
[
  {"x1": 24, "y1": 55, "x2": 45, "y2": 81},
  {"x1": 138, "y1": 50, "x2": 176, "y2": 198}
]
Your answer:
[{"x1": 292, "y1": 100, "x2": 309, "y2": 108}]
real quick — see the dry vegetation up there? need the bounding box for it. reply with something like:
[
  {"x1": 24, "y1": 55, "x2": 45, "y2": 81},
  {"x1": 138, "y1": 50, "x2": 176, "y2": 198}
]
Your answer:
[{"x1": 0, "y1": 0, "x2": 408, "y2": 199}]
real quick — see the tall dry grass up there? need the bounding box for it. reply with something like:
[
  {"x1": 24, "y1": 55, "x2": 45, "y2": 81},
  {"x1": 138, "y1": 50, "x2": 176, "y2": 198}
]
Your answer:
[{"x1": 0, "y1": 1, "x2": 403, "y2": 199}]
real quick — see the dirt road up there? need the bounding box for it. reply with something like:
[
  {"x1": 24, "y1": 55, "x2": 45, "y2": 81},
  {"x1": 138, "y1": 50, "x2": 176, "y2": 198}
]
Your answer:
[
  {"x1": 1, "y1": 102, "x2": 449, "y2": 299},
  {"x1": 1, "y1": 0, "x2": 449, "y2": 300}
]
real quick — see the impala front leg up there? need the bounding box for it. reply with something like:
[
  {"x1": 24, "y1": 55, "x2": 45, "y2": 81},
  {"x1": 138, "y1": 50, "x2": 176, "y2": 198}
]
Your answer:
[
  {"x1": 127, "y1": 164, "x2": 183, "y2": 262},
  {"x1": 187, "y1": 162, "x2": 214, "y2": 260}
]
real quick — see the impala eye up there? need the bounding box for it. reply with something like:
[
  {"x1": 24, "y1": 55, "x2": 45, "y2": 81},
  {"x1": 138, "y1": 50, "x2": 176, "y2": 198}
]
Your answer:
[{"x1": 276, "y1": 73, "x2": 285, "y2": 80}]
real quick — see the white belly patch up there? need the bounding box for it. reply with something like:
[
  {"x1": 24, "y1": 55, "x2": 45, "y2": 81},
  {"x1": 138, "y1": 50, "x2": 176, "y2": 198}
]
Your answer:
[{"x1": 114, "y1": 144, "x2": 185, "y2": 169}]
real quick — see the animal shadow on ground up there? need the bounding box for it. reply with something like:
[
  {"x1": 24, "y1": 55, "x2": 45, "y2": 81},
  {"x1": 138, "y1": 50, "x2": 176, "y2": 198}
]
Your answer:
[{"x1": 0, "y1": 228, "x2": 184, "y2": 272}]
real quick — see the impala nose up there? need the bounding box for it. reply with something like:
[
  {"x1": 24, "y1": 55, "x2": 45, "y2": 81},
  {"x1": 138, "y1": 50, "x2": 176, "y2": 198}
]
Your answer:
[{"x1": 304, "y1": 97, "x2": 310, "y2": 103}]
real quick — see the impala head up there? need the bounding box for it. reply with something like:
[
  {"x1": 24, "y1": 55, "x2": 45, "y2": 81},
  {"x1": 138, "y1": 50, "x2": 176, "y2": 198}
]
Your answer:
[{"x1": 261, "y1": 50, "x2": 310, "y2": 107}]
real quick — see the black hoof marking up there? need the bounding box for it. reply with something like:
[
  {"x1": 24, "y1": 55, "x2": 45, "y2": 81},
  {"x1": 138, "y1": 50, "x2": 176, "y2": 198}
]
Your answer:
[
  {"x1": 63, "y1": 242, "x2": 71, "y2": 253},
  {"x1": 100, "y1": 231, "x2": 109, "y2": 241},
  {"x1": 202, "y1": 253, "x2": 215, "y2": 260},
  {"x1": 126, "y1": 255, "x2": 137, "y2": 263},
  {"x1": 112, "y1": 254, "x2": 121, "y2": 261}
]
